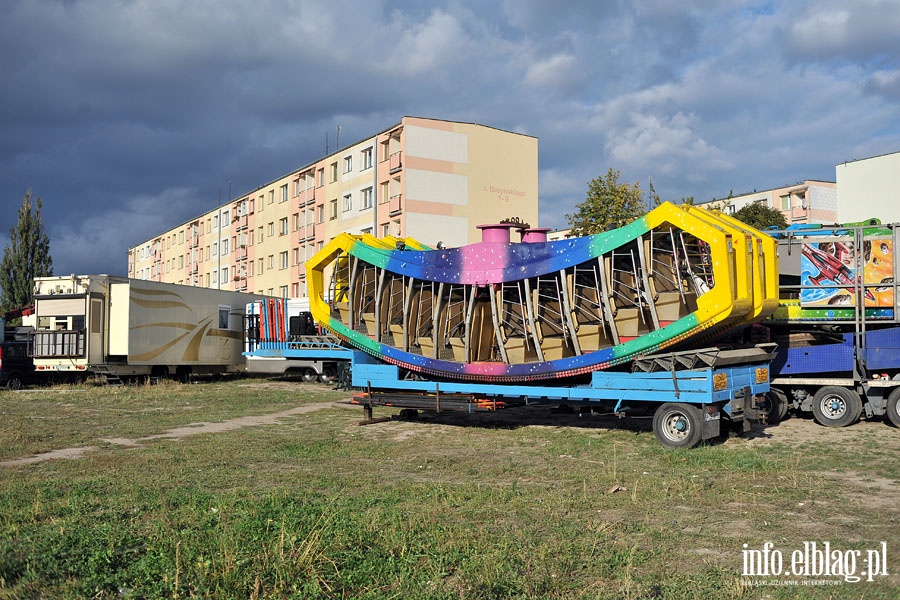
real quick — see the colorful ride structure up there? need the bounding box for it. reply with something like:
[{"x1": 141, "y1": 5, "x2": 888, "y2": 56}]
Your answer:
[{"x1": 306, "y1": 202, "x2": 779, "y2": 383}]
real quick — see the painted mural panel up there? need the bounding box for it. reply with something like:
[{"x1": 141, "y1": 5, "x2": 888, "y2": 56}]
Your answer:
[{"x1": 799, "y1": 237, "x2": 894, "y2": 307}]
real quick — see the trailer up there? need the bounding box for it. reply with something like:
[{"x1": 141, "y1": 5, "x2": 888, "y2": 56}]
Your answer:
[
  {"x1": 244, "y1": 298, "x2": 353, "y2": 384},
  {"x1": 244, "y1": 297, "x2": 774, "y2": 449},
  {"x1": 762, "y1": 220, "x2": 900, "y2": 427},
  {"x1": 30, "y1": 275, "x2": 265, "y2": 381}
]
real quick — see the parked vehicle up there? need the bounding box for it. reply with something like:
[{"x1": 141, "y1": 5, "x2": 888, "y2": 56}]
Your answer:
[
  {"x1": 762, "y1": 219, "x2": 900, "y2": 427},
  {"x1": 30, "y1": 275, "x2": 266, "y2": 381},
  {"x1": 244, "y1": 298, "x2": 352, "y2": 384},
  {"x1": 0, "y1": 339, "x2": 35, "y2": 390}
]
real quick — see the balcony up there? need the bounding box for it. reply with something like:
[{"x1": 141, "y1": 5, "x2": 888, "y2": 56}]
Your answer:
[
  {"x1": 298, "y1": 188, "x2": 316, "y2": 208},
  {"x1": 235, "y1": 246, "x2": 248, "y2": 261},
  {"x1": 389, "y1": 151, "x2": 403, "y2": 174},
  {"x1": 389, "y1": 194, "x2": 403, "y2": 216},
  {"x1": 298, "y1": 223, "x2": 316, "y2": 242},
  {"x1": 233, "y1": 214, "x2": 249, "y2": 231}
]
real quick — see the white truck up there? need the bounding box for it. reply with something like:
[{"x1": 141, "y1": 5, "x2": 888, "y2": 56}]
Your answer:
[{"x1": 30, "y1": 275, "x2": 265, "y2": 381}]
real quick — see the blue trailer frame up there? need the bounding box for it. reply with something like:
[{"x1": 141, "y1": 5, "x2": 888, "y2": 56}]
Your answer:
[{"x1": 245, "y1": 335, "x2": 773, "y2": 448}]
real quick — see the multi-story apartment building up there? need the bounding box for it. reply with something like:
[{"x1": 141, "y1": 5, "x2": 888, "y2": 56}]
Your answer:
[
  {"x1": 129, "y1": 117, "x2": 539, "y2": 297},
  {"x1": 697, "y1": 180, "x2": 838, "y2": 225}
]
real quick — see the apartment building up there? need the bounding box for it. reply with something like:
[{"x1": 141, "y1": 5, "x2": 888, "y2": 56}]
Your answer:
[
  {"x1": 697, "y1": 180, "x2": 838, "y2": 225},
  {"x1": 129, "y1": 117, "x2": 539, "y2": 297}
]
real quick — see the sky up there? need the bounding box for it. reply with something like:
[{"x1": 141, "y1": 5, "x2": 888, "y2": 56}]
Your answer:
[{"x1": 2, "y1": 0, "x2": 900, "y2": 277}]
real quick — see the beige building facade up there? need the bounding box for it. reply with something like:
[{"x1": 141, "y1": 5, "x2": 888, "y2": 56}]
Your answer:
[{"x1": 129, "y1": 117, "x2": 539, "y2": 297}]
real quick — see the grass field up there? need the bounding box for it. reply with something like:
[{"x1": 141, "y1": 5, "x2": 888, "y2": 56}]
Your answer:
[{"x1": 1, "y1": 378, "x2": 898, "y2": 599}]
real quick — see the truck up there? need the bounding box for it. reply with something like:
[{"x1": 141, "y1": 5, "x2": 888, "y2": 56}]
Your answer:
[
  {"x1": 244, "y1": 296, "x2": 775, "y2": 449},
  {"x1": 30, "y1": 275, "x2": 265, "y2": 381},
  {"x1": 762, "y1": 220, "x2": 900, "y2": 427}
]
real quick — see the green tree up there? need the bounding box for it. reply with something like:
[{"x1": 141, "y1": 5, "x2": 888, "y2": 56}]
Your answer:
[
  {"x1": 1, "y1": 190, "x2": 53, "y2": 314},
  {"x1": 731, "y1": 202, "x2": 788, "y2": 230},
  {"x1": 566, "y1": 168, "x2": 646, "y2": 236}
]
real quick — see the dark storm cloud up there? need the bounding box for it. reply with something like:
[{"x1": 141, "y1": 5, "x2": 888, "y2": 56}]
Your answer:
[{"x1": 1, "y1": 0, "x2": 899, "y2": 276}]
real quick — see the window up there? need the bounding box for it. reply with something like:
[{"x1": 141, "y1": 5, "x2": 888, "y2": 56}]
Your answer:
[
  {"x1": 257, "y1": 226, "x2": 264, "y2": 243},
  {"x1": 218, "y1": 306, "x2": 230, "y2": 329},
  {"x1": 268, "y1": 222, "x2": 274, "y2": 237},
  {"x1": 330, "y1": 199, "x2": 338, "y2": 220},
  {"x1": 279, "y1": 217, "x2": 288, "y2": 236},
  {"x1": 343, "y1": 155, "x2": 352, "y2": 173},
  {"x1": 361, "y1": 187, "x2": 373, "y2": 210},
  {"x1": 361, "y1": 227, "x2": 372, "y2": 236},
  {"x1": 258, "y1": 258, "x2": 264, "y2": 274},
  {"x1": 280, "y1": 184, "x2": 288, "y2": 203},
  {"x1": 343, "y1": 193, "x2": 352, "y2": 212},
  {"x1": 221, "y1": 267, "x2": 228, "y2": 284},
  {"x1": 213, "y1": 214, "x2": 219, "y2": 229},
  {"x1": 317, "y1": 204, "x2": 325, "y2": 223},
  {"x1": 268, "y1": 255, "x2": 275, "y2": 270},
  {"x1": 212, "y1": 242, "x2": 218, "y2": 257},
  {"x1": 380, "y1": 182, "x2": 390, "y2": 203},
  {"x1": 330, "y1": 162, "x2": 338, "y2": 182},
  {"x1": 780, "y1": 195, "x2": 790, "y2": 210},
  {"x1": 258, "y1": 194, "x2": 264, "y2": 212},
  {"x1": 280, "y1": 251, "x2": 288, "y2": 269},
  {"x1": 292, "y1": 248, "x2": 299, "y2": 265},
  {"x1": 317, "y1": 168, "x2": 324, "y2": 186},
  {"x1": 222, "y1": 209, "x2": 229, "y2": 226},
  {"x1": 221, "y1": 239, "x2": 229, "y2": 255},
  {"x1": 361, "y1": 147, "x2": 373, "y2": 170},
  {"x1": 280, "y1": 286, "x2": 289, "y2": 298},
  {"x1": 382, "y1": 223, "x2": 390, "y2": 237},
  {"x1": 268, "y1": 190, "x2": 275, "y2": 204}
]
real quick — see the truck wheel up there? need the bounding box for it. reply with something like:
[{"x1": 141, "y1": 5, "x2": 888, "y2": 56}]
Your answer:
[
  {"x1": 760, "y1": 389, "x2": 789, "y2": 423},
  {"x1": 301, "y1": 368, "x2": 319, "y2": 383},
  {"x1": 318, "y1": 370, "x2": 336, "y2": 385},
  {"x1": 811, "y1": 386, "x2": 862, "y2": 427},
  {"x1": 886, "y1": 388, "x2": 900, "y2": 428},
  {"x1": 5, "y1": 374, "x2": 23, "y2": 391},
  {"x1": 653, "y1": 403, "x2": 703, "y2": 449}
]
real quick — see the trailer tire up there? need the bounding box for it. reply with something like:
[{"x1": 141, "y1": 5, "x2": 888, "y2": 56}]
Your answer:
[
  {"x1": 886, "y1": 388, "x2": 900, "y2": 428},
  {"x1": 811, "y1": 386, "x2": 861, "y2": 427},
  {"x1": 653, "y1": 403, "x2": 703, "y2": 449},
  {"x1": 760, "y1": 388, "x2": 789, "y2": 423},
  {"x1": 301, "y1": 368, "x2": 319, "y2": 383}
]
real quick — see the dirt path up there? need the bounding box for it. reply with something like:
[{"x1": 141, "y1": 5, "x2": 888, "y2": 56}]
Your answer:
[{"x1": 0, "y1": 401, "x2": 341, "y2": 468}]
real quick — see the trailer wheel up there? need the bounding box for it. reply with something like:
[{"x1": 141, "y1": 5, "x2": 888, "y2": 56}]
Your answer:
[
  {"x1": 886, "y1": 388, "x2": 900, "y2": 428},
  {"x1": 653, "y1": 403, "x2": 703, "y2": 449},
  {"x1": 760, "y1": 388, "x2": 789, "y2": 423},
  {"x1": 811, "y1": 386, "x2": 862, "y2": 427},
  {"x1": 301, "y1": 368, "x2": 319, "y2": 383},
  {"x1": 318, "y1": 369, "x2": 336, "y2": 385}
]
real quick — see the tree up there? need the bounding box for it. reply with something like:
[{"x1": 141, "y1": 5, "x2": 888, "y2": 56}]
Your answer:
[
  {"x1": 1, "y1": 190, "x2": 53, "y2": 314},
  {"x1": 732, "y1": 202, "x2": 788, "y2": 230},
  {"x1": 566, "y1": 168, "x2": 646, "y2": 236}
]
